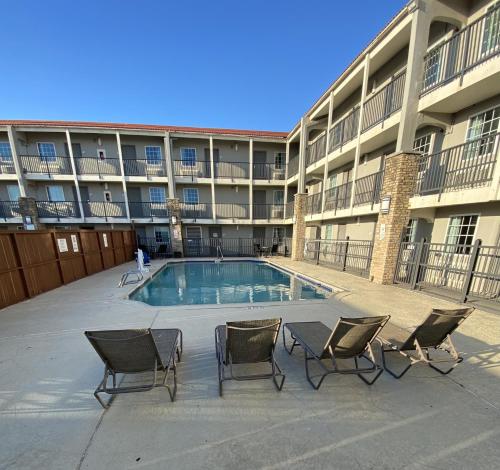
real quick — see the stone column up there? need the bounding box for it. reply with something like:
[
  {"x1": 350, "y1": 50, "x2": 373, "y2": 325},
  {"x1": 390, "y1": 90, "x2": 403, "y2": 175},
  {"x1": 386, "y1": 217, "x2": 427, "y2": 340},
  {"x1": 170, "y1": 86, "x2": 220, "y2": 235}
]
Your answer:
[
  {"x1": 370, "y1": 152, "x2": 419, "y2": 284},
  {"x1": 291, "y1": 193, "x2": 308, "y2": 261},
  {"x1": 167, "y1": 198, "x2": 184, "y2": 257},
  {"x1": 18, "y1": 197, "x2": 44, "y2": 230}
]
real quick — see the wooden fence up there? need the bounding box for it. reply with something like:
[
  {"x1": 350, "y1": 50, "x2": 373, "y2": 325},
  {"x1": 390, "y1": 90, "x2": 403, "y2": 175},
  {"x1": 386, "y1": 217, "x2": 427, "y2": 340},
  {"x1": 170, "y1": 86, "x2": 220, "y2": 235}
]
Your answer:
[{"x1": 0, "y1": 229, "x2": 136, "y2": 310}]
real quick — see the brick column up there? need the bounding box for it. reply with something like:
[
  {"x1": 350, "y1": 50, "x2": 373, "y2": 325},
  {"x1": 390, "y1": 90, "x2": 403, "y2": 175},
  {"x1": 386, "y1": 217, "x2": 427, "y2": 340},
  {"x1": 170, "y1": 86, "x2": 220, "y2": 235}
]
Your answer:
[
  {"x1": 291, "y1": 193, "x2": 308, "y2": 261},
  {"x1": 18, "y1": 197, "x2": 44, "y2": 230},
  {"x1": 167, "y1": 198, "x2": 184, "y2": 257},
  {"x1": 370, "y1": 152, "x2": 419, "y2": 284}
]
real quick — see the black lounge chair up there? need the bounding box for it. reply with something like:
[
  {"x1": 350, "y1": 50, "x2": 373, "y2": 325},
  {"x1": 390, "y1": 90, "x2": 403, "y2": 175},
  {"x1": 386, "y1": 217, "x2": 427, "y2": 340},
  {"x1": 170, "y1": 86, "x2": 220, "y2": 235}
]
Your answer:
[
  {"x1": 215, "y1": 318, "x2": 285, "y2": 396},
  {"x1": 378, "y1": 307, "x2": 474, "y2": 378},
  {"x1": 85, "y1": 328, "x2": 183, "y2": 408},
  {"x1": 283, "y1": 316, "x2": 390, "y2": 389}
]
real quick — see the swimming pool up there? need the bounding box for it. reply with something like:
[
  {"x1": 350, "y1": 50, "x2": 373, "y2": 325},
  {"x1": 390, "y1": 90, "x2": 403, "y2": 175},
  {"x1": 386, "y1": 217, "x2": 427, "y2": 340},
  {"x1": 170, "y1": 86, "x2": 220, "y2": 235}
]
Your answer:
[{"x1": 130, "y1": 261, "x2": 329, "y2": 306}]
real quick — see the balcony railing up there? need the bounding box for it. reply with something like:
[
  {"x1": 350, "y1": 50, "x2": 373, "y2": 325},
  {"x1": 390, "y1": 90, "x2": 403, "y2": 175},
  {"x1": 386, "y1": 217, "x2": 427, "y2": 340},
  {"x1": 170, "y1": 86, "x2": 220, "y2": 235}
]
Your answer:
[
  {"x1": 421, "y1": 4, "x2": 500, "y2": 95},
  {"x1": 173, "y1": 160, "x2": 211, "y2": 179},
  {"x1": 324, "y1": 181, "x2": 352, "y2": 212},
  {"x1": 253, "y1": 163, "x2": 286, "y2": 180},
  {"x1": 20, "y1": 155, "x2": 73, "y2": 176},
  {"x1": 329, "y1": 106, "x2": 360, "y2": 153},
  {"x1": 82, "y1": 201, "x2": 127, "y2": 218},
  {"x1": 288, "y1": 155, "x2": 299, "y2": 177},
  {"x1": 253, "y1": 204, "x2": 284, "y2": 220},
  {"x1": 215, "y1": 203, "x2": 250, "y2": 219},
  {"x1": 179, "y1": 202, "x2": 213, "y2": 219},
  {"x1": 415, "y1": 133, "x2": 500, "y2": 196},
  {"x1": 214, "y1": 161, "x2": 249, "y2": 179},
  {"x1": 0, "y1": 160, "x2": 16, "y2": 175},
  {"x1": 362, "y1": 70, "x2": 406, "y2": 132},
  {"x1": 36, "y1": 201, "x2": 80, "y2": 219},
  {"x1": 75, "y1": 157, "x2": 121, "y2": 176},
  {"x1": 128, "y1": 202, "x2": 170, "y2": 219},
  {"x1": 306, "y1": 133, "x2": 327, "y2": 167},
  {"x1": 306, "y1": 192, "x2": 322, "y2": 215},
  {"x1": 285, "y1": 201, "x2": 295, "y2": 219},
  {"x1": 353, "y1": 170, "x2": 384, "y2": 207},
  {"x1": 123, "y1": 159, "x2": 167, "y2": 177},
  {"x1": 0, "y1": 201, "x2": 21, "y2": 219}
]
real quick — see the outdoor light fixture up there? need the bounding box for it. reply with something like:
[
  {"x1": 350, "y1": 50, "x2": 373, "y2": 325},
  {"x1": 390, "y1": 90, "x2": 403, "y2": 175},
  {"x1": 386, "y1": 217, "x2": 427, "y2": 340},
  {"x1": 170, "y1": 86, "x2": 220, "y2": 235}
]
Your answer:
[
  {"x1": 171, "y1": 215, "x2": 177, "y2": 224},
  {"x1": 381, "y1": 196, "x2": 391, "y2": 214}
]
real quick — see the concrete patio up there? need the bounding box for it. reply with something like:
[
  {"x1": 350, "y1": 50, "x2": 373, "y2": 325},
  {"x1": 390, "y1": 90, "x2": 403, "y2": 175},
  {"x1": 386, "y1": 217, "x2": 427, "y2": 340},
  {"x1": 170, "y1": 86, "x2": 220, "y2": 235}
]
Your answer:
[{"x1": 0, "y1": 258, "x2": 499, "y2": 470}]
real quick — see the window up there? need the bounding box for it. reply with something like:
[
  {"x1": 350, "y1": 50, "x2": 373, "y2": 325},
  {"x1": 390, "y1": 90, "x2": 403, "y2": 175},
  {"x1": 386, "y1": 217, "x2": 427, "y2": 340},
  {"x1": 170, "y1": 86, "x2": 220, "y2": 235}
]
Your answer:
[
  {"x1": 423, "y1": 47, "x2": 441, "y2": 89},
  {"x1": 445, "y1": 215, "x2": 478, "y2": 254},
  {"x1": 403, "y1": 219, "x2": 417, "y2": 244},
  {"x1": 465, "y1": 106, "x2": 500, "y2": 158},
  {"x1": 154, "y1": 227, "x2": 170, "y2": 243},
  {"x1": 181, "y1": 148, "x2": 196, "y2": 167},
  {"x1": 46, "y1": 185, "x2": 65, "y2": 202},
  {"x1": 273, "y1": 190, "x2": 284, "y2": 205},
  {"x1": 149, "y1": 187, "x2": 166, "y2": 203},
  {"x1": 272, "y1": 227, "x2": 284, "y2": 242},
  {"x1": 186, "y1": 226, "x2": 202, "y2": 239},
  {"x1": 482, "y1": 2, "x2": 500, "y2": 55},
  {"x1": 325, "y1": 224, "x2": 333, "y2": 240},
  {"x1": 145, "y1": 146, "x2": 162, "y2": 165},
  {"x1": 0, "y1": 142, "x2": 12, "y2": 161},
  {"x1": 413, "y1": 134, "x2": 432, "y2": 155},
  {"x1": 327, "y1": 174, "x2": 337, "y2": 189},
  {"x1": 274, "y1": 152, "x2": 285, "y2": 170},
  {"x1": 183, "y1": 188, "x2": 199, "y2": 204},
  {"x1": 38, "y1": 142, "x2": 57, "y2": 162},
  {"x1": 7, "y1": 185, "x2": 20, "y2": 202}
]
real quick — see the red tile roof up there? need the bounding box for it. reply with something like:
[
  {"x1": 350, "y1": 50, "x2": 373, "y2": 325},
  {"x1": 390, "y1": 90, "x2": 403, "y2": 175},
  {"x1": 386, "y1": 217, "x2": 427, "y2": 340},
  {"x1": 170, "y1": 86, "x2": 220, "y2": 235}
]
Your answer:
[{"x1": 0, "y1": 119, "x2": 288, "y2": 139}]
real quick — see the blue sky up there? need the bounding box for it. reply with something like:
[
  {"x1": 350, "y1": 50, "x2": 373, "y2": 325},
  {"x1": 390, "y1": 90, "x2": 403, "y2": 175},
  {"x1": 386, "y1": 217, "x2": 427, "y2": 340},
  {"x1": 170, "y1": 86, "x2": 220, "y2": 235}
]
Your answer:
[{"x1": 1, "y1": 0, "x2": 406, "y2": 131}]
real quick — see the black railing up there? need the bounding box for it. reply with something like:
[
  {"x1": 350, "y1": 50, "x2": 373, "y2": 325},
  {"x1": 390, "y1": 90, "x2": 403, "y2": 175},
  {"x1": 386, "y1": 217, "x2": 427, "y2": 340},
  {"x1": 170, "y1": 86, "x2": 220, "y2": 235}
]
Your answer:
[
  {"x1": 182, "y1": 237, "x2": 291, "y2": 257},
  {"x1": 415, "y1": 134, "x2": 499, "y2": 196},
  {"x1": 123, "y1": 159, "x2": 167, "y2": 177},
  {"x1": 421, "y1": 4, "x2": 500, "y2": 95},
  {"x1": 0, "y1": 201, "x2": 21, "y2": 219},
  {"x1": 179, "y1": 202, "x2": 213, "y2": 219},
  {"x1": 82, "y1": 201, "x2": 127, "y2": 218},
  {"x1": 253, "y1": 204, "x2": 284, "y2": 220},
  {"x1": 253, "y1": 163, "x2": 286, "y2": 180},
  {"x1": 215, "y1": 203, "x2": 249, "y2": 219},
  {"x1": 214, "y1": 161, "x2": 249, "y2": 179},
  {"x1": 137, "y1": 237, "x2": 173, "y2": 259},
  {"x1": 353, "y1": 170, "x2": 384, "y2": 207},
  {"x1": 324, "y1": 181, "x2": 352, "y2": 212},
  {"x1": 75, "y1": 157, "x2": 121, "y2": 176},
  {"x1": 285, "y1": 201, "x2": 295, "y2": 219},
  {"x1": 20, "y1": 155, "x2": 73, "y2": 175},
  {"x1": 173, "y1": 160, "x2": 211, "y2": 179},
  {"x1": 288, "y1": 155, "x2": 299, "y2": 177},
  {"x1": 0, "y1": 160, "x2": 16, "y2": 175},
  {"x1": 303, "y1": 238, "x2": 373, "y2": 278},
  {"x1": 36, "y1": 201, "x2": 80, "y2": 219},
  {"x1": 305, "y1": 193, "x2": 322, "y2": 215},
  {"x1": 128, "y1": 202, "x2": 170, "y2": 219},
  {"x1": 329, "y1": 106, "x2": 360, "y2": 153},
  {"x1": 306, "y1": 133, "x2": 327, "y2": 167},
  {"x1": 362, "y1": 70, "x2": 406, "y2": 132}
]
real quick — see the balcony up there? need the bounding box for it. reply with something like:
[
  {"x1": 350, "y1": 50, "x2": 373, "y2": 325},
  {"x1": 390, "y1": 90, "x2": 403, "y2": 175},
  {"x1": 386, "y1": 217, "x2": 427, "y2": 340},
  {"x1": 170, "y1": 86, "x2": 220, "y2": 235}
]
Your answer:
[
  {"x1": 414, "y1": 133, "x2": 499, "y2": 197},
  {"x1": 75, "y1": 157, "x2": 121, "y2": 176},
  {"x1": 328, "y1": 107, "x2": 360, "y2": 153},
  {"x1": 36, "y1": 201, "x2": 80, "y2": 219},
  {"x1": 306, "y1": 192, "x2": 322, "y2": 215},
  {"x1": 421, "y1": 4, "x2": 500, "y2": 96},
  {"x1": 214, "y1": 161, "x2": 249, "y2": 179},
  {"x1": 285, "y1": 201, "x2": 295, "y2": 219},
  {"x1": 20, "y1": 155, "x2": 73, "y2": 176},
  {"x1": 324, "y1": 181, "x2": 352, "y2": 213},
  {"x1": 128, "y1": 202, "x2": 170, "y2": 219},
  {"x1": 215, "y1": 203, "x2": 249, "y2": 219},
  {"x1": 0, "y1": 160, "x2": 16, "y2": 176},
  {"x1": 179, "y1": 202, "x2": 213, "y2": 219},
  {"x1": 0, "y1": 201, "x2": 21, "y2": 220},
  {"x1": 173, "y1": 160, "x2": 211, "y2": 179},
  {"x1": 353, "y1": 170, "x2": 384, "y2": 207},
  {"x1": 253, "y1": 163, "x2": 286, "y2": 181},
  {"x1": 288, "y1": 155, "x2": 299, "y2": 178},
  {"x1": 82, "y1": 201, "x2": 127, "y2": 219},
  {"x1": 123, "y1": 159, "x2": 167, "y2": 177},
  {"x1": 361, "y1": 70, "x2": 406, "y2": 133},
  {"x1": 306, "y1": 133, "x2": 327, "y2": 167},
  {"x1": 253, "y1": 204, "x2": 284, "y2": 220}
]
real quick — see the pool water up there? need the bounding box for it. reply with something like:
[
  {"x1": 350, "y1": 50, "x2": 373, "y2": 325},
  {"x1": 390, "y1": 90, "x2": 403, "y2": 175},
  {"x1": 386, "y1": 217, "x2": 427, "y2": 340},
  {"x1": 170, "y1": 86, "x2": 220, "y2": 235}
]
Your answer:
[{"x1": 130, "y1": 261, "x2": 329, "y2": 306}]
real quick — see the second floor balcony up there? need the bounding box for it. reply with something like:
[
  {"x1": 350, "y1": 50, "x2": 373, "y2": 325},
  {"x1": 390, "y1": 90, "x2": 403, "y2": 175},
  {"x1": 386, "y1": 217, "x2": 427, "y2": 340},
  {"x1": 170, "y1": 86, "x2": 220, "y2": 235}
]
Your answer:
[
  {"x1": 324, "y1": 181, "x2": 352, "y2": 213},
  {"x1": 0, "y1": 159, "x2": 16, "y2": 176},
  {"x1": 75, "y1": 157, "x2": 121, "y2": 177},
  {"x1": 128, "y1": 201, "x2": 170, "y2": 219},
  {"x1": 329, "y1": 106, "x2": 360, "y2": 153},
  {"x1": 306, "y1": 133, "x2": 327, "y2": 167},
  {"x1": 82, "y1": 201, "x2": 127, "y2": 219},
  {"x1": 36, "y1": 200, "x2": 80, "y2": 219},
  {"x1": 353, "y1": 170, "x2": 384, "y2": 207},
  {"x1": 253, "y1": 203, "x2": 284, "y2": 220},
  {"x1": 20, "y1": 155, "x2": 73, "y2": 176},
  {"x1": 123, "y1": 159, "x2": 167, "y2": 177}
]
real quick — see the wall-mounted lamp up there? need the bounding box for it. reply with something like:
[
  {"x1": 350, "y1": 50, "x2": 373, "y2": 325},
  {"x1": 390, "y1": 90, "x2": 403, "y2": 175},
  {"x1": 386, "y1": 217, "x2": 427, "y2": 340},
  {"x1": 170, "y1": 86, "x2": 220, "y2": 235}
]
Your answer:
[
  {"x1": 380, "y1": 196, "x2": 391, "y2": 214},
  {"x1": 171, "y1": 215, "x2": 177, "y2": 225}
]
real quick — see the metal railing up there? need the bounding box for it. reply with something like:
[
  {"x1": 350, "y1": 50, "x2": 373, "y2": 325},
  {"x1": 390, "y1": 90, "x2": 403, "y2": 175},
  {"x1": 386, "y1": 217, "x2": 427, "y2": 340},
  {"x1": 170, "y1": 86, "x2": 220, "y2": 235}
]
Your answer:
[
  {"x1": 36, "y1": 201, "x2": 80, "y2": 219},
  {"x1": 415, "y1": 133, "x2": 499, "y2": 196},
  {"x1": 137, "y1": 236, "x2": 173, "y2": 259},
  {"x1": 362, "y1": 70, "x2": 406, "y2": 132},
  {"x1": 215, "y1": 203, "x2": 250, "y2": 219},
  {"x1": 82, "y1": 201, "x2": 127, "y2": 218},
  {"x1": 213, "y1": 161, "x2": 249, "y2": 179},
  {"x1": 306, "y1": 133, "x2": 327, "y2": 167},
  {"x1": 20, "y1": 155, "x2": 73, "y2": 175},
  {"x1": 75, "y1": 157, "x2": 121, "y2": 176},
  {"x1": 0, "y1": 160, "x2": 16, "y2": 175},
  {"x1": 353, "y1": 170, "x2": 384, "y2": 207},
  {"x1": 253, "y1": 204, "x2": 285, "y2": 220},
  {"x1": 0, "y1": 201, "x2": 21, "y2": 219},
  {"x1": 394, "y1": 238, "x2": 500, "y2": 311},
  {"x1": 173, "y1": 160, "x2": 211, "y2": 179},
  {"x1": 183, "y1": 237, "x2": 291, "y2": 257},
  {"x1": 253, "y1": 163, "x2": 286, "y2": 180},
  {"x1": 285, "y1": 201, "x2": 295, "y2": 219},
  {"x1": 128, "y1": 202, "x2": 170, "y2": 219},
  {"x1": 306, "y1": 192, "x2": 322, "y2": 215},
  {"x1": 421, "y1": 4, "x2": 500, "y2": 95},
  {"x1": 288, "y1": 154, "x2": 299, "y2": 177},
  {"x1": 329, "y1": 106, "x2": 360, "y2": 153},
  {"x1": 324, "y1": 181, "x2": 352, "y2": 212},
  {"x1": 123, "y1": 159, "x2": 167, "y2": 177},
  {"x1": 179, "y1": 202, "x2": 213, "y2": 219},
  {"x1": 303, "y1": 238, "x2": 373, "y2": 278}
]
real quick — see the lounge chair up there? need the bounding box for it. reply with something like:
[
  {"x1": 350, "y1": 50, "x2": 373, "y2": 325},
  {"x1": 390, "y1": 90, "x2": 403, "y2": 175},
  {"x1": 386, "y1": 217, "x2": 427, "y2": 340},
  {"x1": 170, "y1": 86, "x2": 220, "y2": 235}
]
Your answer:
[
  {"x1": 378, "y1": 307, "x2": 474, "y2": 378},
  {"x1": 282, "y1": 316, "x2": 390, "y2": 389},
  {"x1": 85, "y1": 328, "x2": 183, "y2": 408},
  {"x1": 215, "y1": 318, "x2": 285, "y2": 396}
]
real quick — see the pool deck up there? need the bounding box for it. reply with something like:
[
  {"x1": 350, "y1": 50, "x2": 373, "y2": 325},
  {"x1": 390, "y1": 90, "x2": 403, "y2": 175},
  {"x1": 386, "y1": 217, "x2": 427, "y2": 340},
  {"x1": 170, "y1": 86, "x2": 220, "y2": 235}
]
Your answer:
[{"x1": 0, "y1": 257, "x2": 499, "y2": 469}]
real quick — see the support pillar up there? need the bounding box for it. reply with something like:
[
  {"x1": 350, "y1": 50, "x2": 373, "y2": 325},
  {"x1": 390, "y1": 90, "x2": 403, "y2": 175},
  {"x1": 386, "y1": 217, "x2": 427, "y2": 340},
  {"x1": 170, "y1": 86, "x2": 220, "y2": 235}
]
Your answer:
[
  {"x1": 291, "y1": 193, "x2": 308, "y2": 261},
  {"x1": 167, "y1": 198, "x2": 184, "y2": 257},
  {"x1": 370, "y1": 152, "x2": 419, "y2": 284},
  {"x1": 18, "y1": 197, "x2": 44, "y2": 230}
]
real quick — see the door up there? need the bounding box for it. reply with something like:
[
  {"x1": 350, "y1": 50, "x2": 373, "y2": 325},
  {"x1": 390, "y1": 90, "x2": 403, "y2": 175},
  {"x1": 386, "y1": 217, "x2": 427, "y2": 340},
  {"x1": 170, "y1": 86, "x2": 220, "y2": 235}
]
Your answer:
[
  {"x1": 253, "y1": 150, "x2": 267, "y2": 179},
  {"x1": 204, "y1": 148, "x2": 219, "y2": 177},
  {"x1": 337, "y1": 224, "x2": 347, "y2": 240},
  {"x1": 253, "y1": 190, "x2": 266, "y2": 218},
  {"x1": 209, "y1": 226, "x2": 222, "y2": 256},
  {"x1": 128, "y1": 187, "x2": 143, "y2": 217},
  {"x1": 253, "y1": 227, "x2": 266, "y2": 246}
]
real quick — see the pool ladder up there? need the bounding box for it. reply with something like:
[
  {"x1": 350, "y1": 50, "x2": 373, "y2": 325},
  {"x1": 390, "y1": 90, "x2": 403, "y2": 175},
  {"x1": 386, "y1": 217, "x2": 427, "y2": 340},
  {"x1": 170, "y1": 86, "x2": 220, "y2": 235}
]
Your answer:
[{"x1": 215, "y1": 245, "x2": 224, "y2": 263}]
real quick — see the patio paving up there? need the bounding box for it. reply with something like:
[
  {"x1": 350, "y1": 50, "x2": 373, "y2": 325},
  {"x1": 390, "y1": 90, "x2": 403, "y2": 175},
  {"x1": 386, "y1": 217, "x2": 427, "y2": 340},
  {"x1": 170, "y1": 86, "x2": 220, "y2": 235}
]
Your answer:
[{"x1": 0, "y1": 258, "x2": 499, "y2": 470}]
